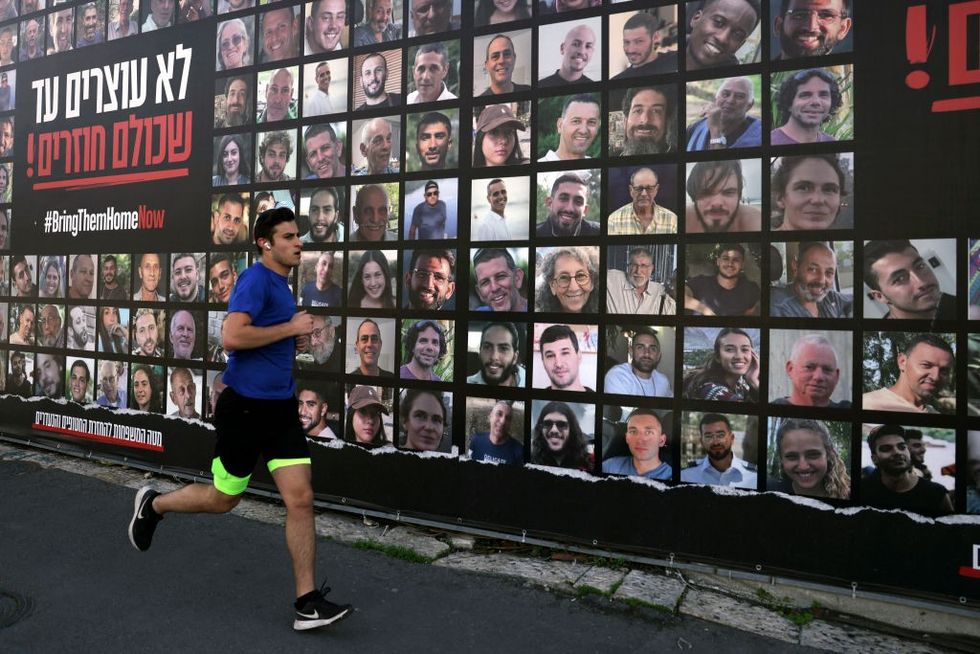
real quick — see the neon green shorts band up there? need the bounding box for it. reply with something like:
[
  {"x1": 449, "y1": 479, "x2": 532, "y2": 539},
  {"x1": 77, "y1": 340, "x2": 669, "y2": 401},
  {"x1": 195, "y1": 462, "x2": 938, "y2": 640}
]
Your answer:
[
  {"x1": 267, "y1": 457, "x2": 312, "y2": 473},
  {"x1": 212, "y1": 457, "x2": 250, "y2": 496}
]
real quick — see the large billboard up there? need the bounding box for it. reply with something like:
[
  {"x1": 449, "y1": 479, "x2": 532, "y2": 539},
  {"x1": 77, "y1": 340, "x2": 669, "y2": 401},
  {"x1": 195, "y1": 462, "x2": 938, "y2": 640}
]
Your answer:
[{"x1": 1, "y1": 0, "x2": 979, "y2": 605}]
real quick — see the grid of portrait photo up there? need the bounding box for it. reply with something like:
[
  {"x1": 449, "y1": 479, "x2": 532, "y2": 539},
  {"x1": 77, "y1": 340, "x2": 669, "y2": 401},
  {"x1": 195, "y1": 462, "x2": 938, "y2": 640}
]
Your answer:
[{"x1": 0, "y1": 0, "x2": 976, "y2": 516}]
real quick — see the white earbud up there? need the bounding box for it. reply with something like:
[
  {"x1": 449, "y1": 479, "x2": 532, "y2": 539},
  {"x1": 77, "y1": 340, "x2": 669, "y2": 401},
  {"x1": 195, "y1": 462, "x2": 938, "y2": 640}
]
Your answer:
[{"x1": 265, "y1": 244, "x2": 271, "y2": 250}]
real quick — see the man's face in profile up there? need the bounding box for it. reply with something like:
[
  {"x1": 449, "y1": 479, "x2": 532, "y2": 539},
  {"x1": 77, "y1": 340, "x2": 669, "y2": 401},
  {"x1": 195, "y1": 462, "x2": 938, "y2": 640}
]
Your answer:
[
  {"x1": 786, "y1": 341, "x2": 839, "y2": 406},
  {"x1": 475, "y1": 256, "x2": 523, "y2": 312},
  {"x1": 484, "y1": 36, "x2": 515, "y2": 87},
  {"x1": 413, "y1": 50, "x2": 449, "y2": 102},
  {"x1": 479, "y1": 326, "x2": 519, "y2": 384},
  {"x1": 356, "y1": 321, "x2": 381, "y2": 367},
  {"x1": 487, "y1": 181, "x2": 507, "y2": 214},
  {"x1": 694, "y1": 171, "x2": 740, "y2": 232},
  {"x1": 411, "y1": 0, "x2": 451, "y2": 36},
  {"x1": 627, "y1": 252, "x2": 653, "y2": 290},
  {"x1": 354, "y1": 187, "x2": 389, "y2": 240},
  {"x1": 308, "y1": 190, "x2": 338, "y2": 241},
  {"x1": 171, "y1": 256, "x2": 199, "y2": 302},
  {"x1": 139, "y1": 254, "x2": 161, "y2": 293},
  {"x1": 135, "y1": 313, "x2": 159, "y2": 356},
  {"x1": 225, "y1": 79, "x2": 249, "y2": 125},
  {"x1": 687, "y1": 0, "x2": 757, "y2": 69},
  {"x1": 308, "y1": 0, "x2": 346, "y2": 52},
  {"x1": 776, "y1": 0, "x2": 852, "y2": 59},
  {"x1": 310, "y1": 315, "x2": 335, "y2": 364},
  {"x1": 170, "y1": 371, "x2": 198, "y2": 419},
  {"x1": 305, "y1": 130, "x2": 342, "y2": 179},
  {"x1": 624, "y1": 89, "x2": 668, "y2": 154},
  {"x1": 262, "y1": 7, "x2": 297, "y2": 62},
  {"x1": 213, "y1": 200, "x2": 244, "y2": 245},
  {"x1": 416, "y1": 120, "x2": 451, "y2": 170},
  {"x1": 407, "y1": 255, "x2": 455, "y2": 310},
  {"x1": 907, "y1": 437, "x2": 926, "y2": 465},
  {"x1": 793, "y1": 246, "x2": 836, "y2": 303},
  {"x1": 298, "y1": 389, "x2": 326, "y2": 433},
  {"x1": 170, "y1": 310, "x2": 196, "y2": 359},
  {"x1": 209, "y1": 260, "x2": 237, "y2": 303},
  {"x1": 69, "y1": 363, "x2": 89, "y2": 402}
]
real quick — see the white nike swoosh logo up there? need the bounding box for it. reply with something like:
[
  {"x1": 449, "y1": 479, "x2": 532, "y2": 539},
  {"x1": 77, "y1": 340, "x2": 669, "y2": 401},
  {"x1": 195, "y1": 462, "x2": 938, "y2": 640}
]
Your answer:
[{"x1": 297, "y1": 610, "x2": 320, "y2": 619}]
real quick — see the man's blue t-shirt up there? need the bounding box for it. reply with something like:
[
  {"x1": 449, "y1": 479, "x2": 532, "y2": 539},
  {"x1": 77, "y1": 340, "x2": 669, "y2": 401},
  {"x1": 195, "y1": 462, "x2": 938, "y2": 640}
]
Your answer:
[
  {"x1": 223, "y1": 262, "x2": 297, "y2": 400},
  {"x1": 469, "y1": 432, "x2": 524, "y2": 465}
]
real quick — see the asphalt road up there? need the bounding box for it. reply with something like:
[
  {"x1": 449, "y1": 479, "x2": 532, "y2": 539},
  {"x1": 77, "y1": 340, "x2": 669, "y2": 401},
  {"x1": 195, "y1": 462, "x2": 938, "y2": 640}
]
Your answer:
[{"x1": 0, "y1": 458, "x2": 822, "y2": 652}]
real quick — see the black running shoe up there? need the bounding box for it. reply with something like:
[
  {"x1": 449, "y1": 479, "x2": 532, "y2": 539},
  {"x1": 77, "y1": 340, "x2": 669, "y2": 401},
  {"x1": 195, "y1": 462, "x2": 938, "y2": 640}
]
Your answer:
[
  {"x1": 293, "y1": 583, "x2": 352, "y2": 631},
  {"x1": 128, "y1": 487, "x2": 162, "y2": 551}
]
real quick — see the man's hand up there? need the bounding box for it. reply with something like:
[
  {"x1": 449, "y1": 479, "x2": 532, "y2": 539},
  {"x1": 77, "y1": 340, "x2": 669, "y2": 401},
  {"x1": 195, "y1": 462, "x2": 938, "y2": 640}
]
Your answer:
[
  {"x1": 700, "y1": 99, "x2": 724, "y2": 138},
  {"x1": 289, "y1": 311, "x2": 314, "y2": 337}
]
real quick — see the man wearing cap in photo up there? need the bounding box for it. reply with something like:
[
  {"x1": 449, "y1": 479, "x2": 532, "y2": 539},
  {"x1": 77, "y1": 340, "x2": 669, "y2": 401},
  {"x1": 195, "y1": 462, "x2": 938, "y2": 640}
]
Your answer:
[{"x1": 408, "y1": 181, "x2": 448, "y2": 240}]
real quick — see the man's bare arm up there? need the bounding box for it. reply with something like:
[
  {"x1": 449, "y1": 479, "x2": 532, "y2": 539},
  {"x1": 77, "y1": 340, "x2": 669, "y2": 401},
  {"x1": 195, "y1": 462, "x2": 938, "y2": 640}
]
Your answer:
[{"x1": 222, "y1": 311, "x2": 313, "y2": 352}]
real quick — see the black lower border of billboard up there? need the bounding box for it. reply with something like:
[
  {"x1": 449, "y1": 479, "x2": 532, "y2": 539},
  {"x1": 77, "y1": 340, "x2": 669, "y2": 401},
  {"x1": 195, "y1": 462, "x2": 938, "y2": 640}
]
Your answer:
[{"x1": 3, "y1": 395, "x2": 979, "y2": 608}]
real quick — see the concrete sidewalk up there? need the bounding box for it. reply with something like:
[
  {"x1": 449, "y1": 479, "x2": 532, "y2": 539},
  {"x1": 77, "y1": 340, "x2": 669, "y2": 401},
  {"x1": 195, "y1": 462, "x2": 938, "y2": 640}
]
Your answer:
[{"x1": 1, "y1": 442, "x2": 976, "y2": 652}]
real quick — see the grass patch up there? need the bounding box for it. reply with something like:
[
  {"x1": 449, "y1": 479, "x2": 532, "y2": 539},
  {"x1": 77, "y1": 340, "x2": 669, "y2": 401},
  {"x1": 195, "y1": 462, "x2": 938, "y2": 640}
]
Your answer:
[
  {"x1": 352, "y1": 539, "x2": 432, "y2": 564},
  {"x1": 754, "y1": 588, "x2": 817, "y2": 626},
  {"x1": 575, "y1": 584, "x2": 606, "y2": 598},
  {"x1": 620, "y1": 597, "x2": 674, "y2": 614}
]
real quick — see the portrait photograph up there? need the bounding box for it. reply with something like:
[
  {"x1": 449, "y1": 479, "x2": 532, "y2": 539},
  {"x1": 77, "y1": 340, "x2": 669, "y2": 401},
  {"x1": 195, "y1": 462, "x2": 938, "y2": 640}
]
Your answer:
[
  {"x1": 9, "y1": 303, "x2": 36, "y2": 346},
  {"x1": 214, "y1": 75, "x2": 252, "y2": 128},
  {"x1": 465, "y1": 320, "x2": 528, "y2": 387},
  {"x1": 302, "y1": 57, "x2": 349, "y2": 118},
  {"x1": 770, "y1": 65, "x2": 854, "y2": 145},
  {"x1": 130, "y1": 364, "x2": 165, "y2": 413},
  {"x1": 0, "y1": 73, "x2": 16, "y2": 112},
  {"x1": 607, "y1": 164, "x2": 679, "y2": 235},
  {"x1": 600, "y1": 406, "x2": 674, "y2": 480},
  {"x1": 74, "y1": 1, "x2": 106, "y2": 48},
  {"x1": 65, "y1": 357, "x2": 95, "y2": 404},
  {"x1": 351, "y1": 115, "x2": 401, "y2": 175},
  {"x1": 37, "y1": 255, "x2": 65, "y2": 299},
  {"x1": 0, "y1": 301, "x2": 7, "y2": 341},
  {"x1": 10, "y1": 254, "x2": 37, "y2": 298},
  {"x1": 407, "y1": 39, "x2": 459, "y2": 103},
  {"x1": 860, "y1": 423, "x2": 955, "y2": 499},
  {"x1": 862, "y1": 238, "x2": 956, "y2": 321},
  {"x1": 472, "y1": 100, "x2": 531, "y2": 168},
  {"x1": 768, "y1": 328, "x2": 853, "y2": 409},
  {"x1": 473, "y1": 0, "x2": 531, "y2": 27},
  {"x1": 605, "y1": 243, "x2": 677, "y2": 316},
  {"x1": 608, "y1": 7, "x2": 679, "y2": 80},
  {"x1": 7, "y1": 350, "x2": 33, "y2": 397},
  {"x1": 464, "y1": 396, "x2": 526, "y2": 466},
  {"x1": 530, "y1": 322, "x2": 599, "y2": 392},
  {"x1": 257, "y1": 4, "x2": 300, "y2": 63},
  {"x1": 766, "y1": 417, "x2": 853, "y2": 500},
  {"x1": 212, "y1": 133, "x2": 252, "y2": 186},
  {"x1": 97, "y1": 306, "x2": 130, "y2": 355},
  {"x1": 685, "y1": 75, "x2": 762, "y2": 151},
  {"x1": 206, "y1": 310, "x2": 227, "y2": 363},
  {"x1": 399, "y1": 318, "x2": 454, "y2": 382},
  {"x1": 470, "y1": 175, "x2": 530, "y2": 241},
  {"x1": 254, "y1": 188, "x2": 296, "y2": 215},
  {"x1": 537, "y1": 17, "x2": 603, "y2": 86},
  {"x1": 107, "y1": 0, "x2": 140, "y2": 40},
  {"x1": 299, "y1": 186, "x2": 344, "y2": 244},
  {"x1": 167, "y1": 309, "x2": 205, "y2": 360},
  {"x1": 165, "y1": 367, "x2": 203, "y2": 419},
  {"x1": 350, "y1": 182, "x2": 400, "y2": 240},
  {"x1": 603, "y1": 325, "x2": 677, "y2": 399},
  {"x1": 343, "y1": 383, "x2": 395, "y2": 447},
  {"x1": 297, "y1": 250, "x2": 345, "y2": 308},
  {"x1": 529, "y1": 398, "x2": 596, "y2": 472},
  {"x1": 770, "y1": 152, "x2": 854, "y2": 231},
  {"x1": 301, "y1": 121, "x2": 347, "y2": 179},
  {"x1": 861, "y1": 332, "x2": 956, "y2": 415},
  {"x1": 296, "y1": 379, "x2": 343, "y2": 441},
  {"x1": 403, "y1": 177, "x2": 458, "y2": 240},
  {"x1": 256, "y1": 66, "x2": 299, "y2": 124},
  {"x1": 210, "y1": 191, "x2": 251, "y2": 247},
  {"x1": 769, "y1": 240, "x2": 854, "y2": 319},
  {"x1": 684, "y1": 0, "x2": 762, "y2": 70},
  {"x1": 254, "y1": 130, "x2": 299, "y2": 185},
  {"x1": 397, "y1": 388, "x2": 454, "y2": 454},
  {"x1": 406, "y1": 0, "x2": 461, "y2": 38},
  {"x1": 347, "y1": 249, "x2": 397, "y2": 310},
  {"x1": 473, "y1": 29, "x2": 532, "y2": 97},
  {"x1": 679, "y1": 410, "x2": 759, "y2": 489},
  {"x1": 207, "y1": 251, "x2": 245, "y2": 304},
  {"x1": 46, "y1": 8, "x2": 74, "y2": 54},
  {"x1": 468, "y1": 246, "x2": 529, "y2": 312},
  {"x1": 352, "y1": 49, "x2": 403, "y2": 111},
  {"x1": 536, "y1": 92, "x2": 601, "y2": 162},
  {"x1": 683, "y1": 242, "x2": 762, "y2": 317},
  {"x1": 681, "y1": 327, "x2": 761, "y2": 403},
  {"x1": 19, "y1": 17, "x2": 46, "y2": 60},
  {"x1": 352, "y1": 0, "x2": 403, "y2": 46},
  {"x1": 305, "y1": 0, "x2": 350, "y2": 55},
  {"x1": 534, "y1": 246, "x2": 600, "y2": 315},
  {"x1": 768, "y1": 0, "x2": 853, "y2": 61},
  {"x1": 130, "y1": 308, "x2": 165, "y2": 358},
  {"x1": 345, "y1": 316, "x2": 396, "y2": 377},
  {"x1": 216, "y1": 16, "x2": 252, "y2": 71},
  {"x1": 608, "y1": 85, "x2": 678, "y2": 157},
  {"x1": 296, "y1": 313, "x2": 342, "y2": 371},
  {"x1": 67, "y1": 254, "x2": 97, "y2": 301},
  {"x1": 684, "y1": 159, "x2": 762, "y2": 233},
  {"x1": 405, "y1": 108, "x2": 460, "y2": 173},
  {"x1": 534, "y1": 168, "x2": 601, "y2": 238},
  {"x1": 34, "y1": 303, "x2": 65, "y2": 348},
  {"x1": 970, "y1": 239, "x2": 980, "y2": 319}
]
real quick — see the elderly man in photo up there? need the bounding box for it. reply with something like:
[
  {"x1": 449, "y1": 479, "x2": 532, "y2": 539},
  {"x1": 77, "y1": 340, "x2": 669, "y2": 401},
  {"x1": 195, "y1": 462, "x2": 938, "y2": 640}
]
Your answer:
[
  {"x1": 22, "y1": 19, "x2": 43, "y2": 59},
  {"x1": 408, "y1": 42, "x2": 456, "y2": 103},
  {"x1": 305, "y1": 0, "x2": 347, "y2": 53},
  {"x1": 354, "y1": 117, "x2": 398, "y2": 175},
  {"x1": 606, "y1": 247, "x2": 676, "y2": 316},
  {"x1": 350, "y1": 184, "x2": 398, "y2": 241},
  {"x1": 354, "y1": 0, "x2": 400, "y2": 46},
  {"x1": 685, "y1": 0, "x2": 760, "y2": 70},
  {"x1": 38, "y1": 304, "x2": 64, "y2": 348},
  {"x1": 602, "y1": 408, "x2": 672, "y2": 480},
  {"x1": 684, "y1": 160, "x2": 761, "y2": 233},
  {"x1": 134, "y1": 253, "x2": 165, "y2": 302},
  {"x1": 771, "y1": 334, "x2": 849, "y2": 407},
  {"x1": 467, "y1": 322, "x2": 525, "y2": 387},
  {"x1": 771, "y1": 242, "x2": 852, "y2": 318},
  {"x1": 614, "y1": 86, "x2": 675, "y2": 156},
  {"x1": 169, "y1": 367, "x2": 200, "y2": 419},
  {"x1": 687, "y1": 77, "x2": 760, "y2": 150},
  {"x1": 170, "y1": 310, "x2": 199, "y2": 360},
  {"x1": 302, "y1": 314, "x2": 339, "y2": 369},
  {"x1": 608, "y1": 167, "x2": 677, "y2": 235},
  {"x1": 535, "y1": 173, "x2": 599, "y2": 237},
  {"x1": 540, "y1": 24, "x2": 597, "y2": 86},
  {"x1": 604, "y1": 328, "x2": 672, "y2": 397},
  {"x1": 97, "y1": 360, "x2": 127, "y2": 408},
  {"x1": 109, "y1": 0, "x2": 138, "y2": 40},
  {"x1": 414, "y1": 112, "x2": 453, "y2": 171},
  {"x1": 142, "y1": 0, "x2": 173, "y2": 31},
  {"x1": 410, "y1": 0, "x2": 457, "y2": 36},
  {"x1": 863, "y1": 335, "x2": 954, "y2": 414},
  {"x1": 539, "y1": 94, "x2": 600, "y2": 162}
]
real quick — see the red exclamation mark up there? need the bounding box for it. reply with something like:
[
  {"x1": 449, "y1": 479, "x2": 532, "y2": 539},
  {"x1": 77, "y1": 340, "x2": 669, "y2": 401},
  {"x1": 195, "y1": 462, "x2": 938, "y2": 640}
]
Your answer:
[
  {"x1": 906, "y1": 5, "x2": 937, "y2": 89},
  {"x1": 26, "y1": 132, "x2": 34, "y2": 177}
]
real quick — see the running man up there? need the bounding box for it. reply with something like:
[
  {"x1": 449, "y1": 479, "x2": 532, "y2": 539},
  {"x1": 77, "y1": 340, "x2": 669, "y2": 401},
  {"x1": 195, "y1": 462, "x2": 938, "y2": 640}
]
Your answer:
[{"x1": 128, "y1": 206, "x2": 352, "y2": 631}]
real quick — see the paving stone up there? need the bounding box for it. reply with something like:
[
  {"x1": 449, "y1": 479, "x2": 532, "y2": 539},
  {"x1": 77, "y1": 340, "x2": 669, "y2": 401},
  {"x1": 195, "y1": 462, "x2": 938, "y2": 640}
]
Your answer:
[
  {"x1": 449, "y1": 534, "x2": 475, "y2": 550},
  {"x1": 681, "y1": 588, "x2": 801, "y2": 645},
  {"x1": 801, "y1": 619, "x2": 950, "y2": 654},
  {"x1": 435, "y1": 552, "x2": 584, "y2": 592},
  {"x1": 376, "y1": 526, "x2": 451, "y2": 560},
  {"x1": 573, "y1": 566, "x2": 626, "y2": 594},
  {"x1": 613, "y1": 569, "x2": 686, "y2": 610},
  {"x1": 315, "y1": 512, "x2": 387, "y2": 544}
]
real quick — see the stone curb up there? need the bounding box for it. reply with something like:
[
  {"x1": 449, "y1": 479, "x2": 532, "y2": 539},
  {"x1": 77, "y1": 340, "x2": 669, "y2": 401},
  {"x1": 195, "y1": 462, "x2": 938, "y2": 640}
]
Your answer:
[{"x1": 1, "y1": 443, "x2": 975, "y2": 653}]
